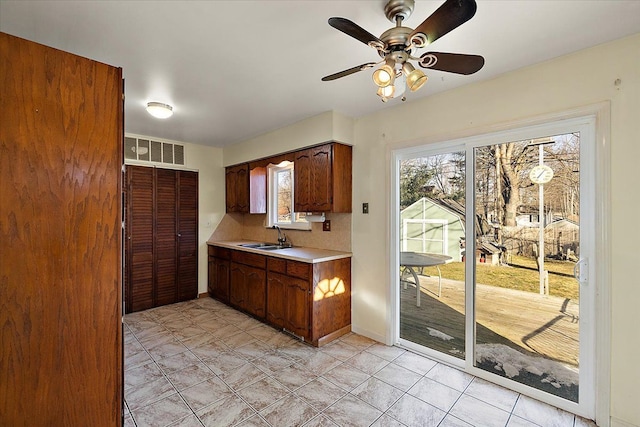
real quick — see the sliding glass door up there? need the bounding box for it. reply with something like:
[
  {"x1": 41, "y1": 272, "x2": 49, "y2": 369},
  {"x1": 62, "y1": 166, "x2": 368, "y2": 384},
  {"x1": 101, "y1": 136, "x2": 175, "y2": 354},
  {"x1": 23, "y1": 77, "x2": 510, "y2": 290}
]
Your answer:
[
  {"x1": 398, "y1": 149, "x2": 467, "y2": 362},
  {"x1": 395, "y1": 117, "x2": 596, "y2": 418}
]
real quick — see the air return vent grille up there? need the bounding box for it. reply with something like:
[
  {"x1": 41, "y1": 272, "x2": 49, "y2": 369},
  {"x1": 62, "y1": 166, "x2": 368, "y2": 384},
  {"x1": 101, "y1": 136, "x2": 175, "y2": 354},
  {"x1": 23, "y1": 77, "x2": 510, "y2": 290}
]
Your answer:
[{"x1": 124, "y1": 136, "x2": 185, "y2": 165}]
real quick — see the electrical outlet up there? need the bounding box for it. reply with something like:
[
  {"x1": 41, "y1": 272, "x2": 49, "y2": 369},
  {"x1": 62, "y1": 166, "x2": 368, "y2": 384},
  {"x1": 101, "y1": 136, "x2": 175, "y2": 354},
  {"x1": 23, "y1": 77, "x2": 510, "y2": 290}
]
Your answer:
[
  {"x1": 323, "y1": 220, "x2": 331, "y2": 232},
  {"x1": 363, "y1": 202, "x2": 369, "y2": 214}
]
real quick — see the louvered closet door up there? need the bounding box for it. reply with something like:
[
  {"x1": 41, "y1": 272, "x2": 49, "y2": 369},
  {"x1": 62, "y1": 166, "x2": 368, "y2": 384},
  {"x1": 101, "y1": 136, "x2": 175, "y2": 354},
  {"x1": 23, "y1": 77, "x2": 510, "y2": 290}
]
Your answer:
[
  {"x1": 126, "y1": 166, "x2": 154, "y2": 312},
  {"x1": 177, "y1": 170, "x2": 198, "y2": 301},
  {"x1": 155, "y1": 168, "x2": 178, "y2": 306}
]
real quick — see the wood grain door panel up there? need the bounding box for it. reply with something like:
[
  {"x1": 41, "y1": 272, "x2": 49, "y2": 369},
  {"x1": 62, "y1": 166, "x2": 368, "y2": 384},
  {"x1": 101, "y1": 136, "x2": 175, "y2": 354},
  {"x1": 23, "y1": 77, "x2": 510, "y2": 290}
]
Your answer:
[
  {"x1": 177, "y1": 170, "x2": 198, "y2": 301},
  {"x1": 0, "y1": 32, "x2": 123, "y2": 426},
  {"x1": 155, "y1": 168, "x2": 178, "y2": 306}
]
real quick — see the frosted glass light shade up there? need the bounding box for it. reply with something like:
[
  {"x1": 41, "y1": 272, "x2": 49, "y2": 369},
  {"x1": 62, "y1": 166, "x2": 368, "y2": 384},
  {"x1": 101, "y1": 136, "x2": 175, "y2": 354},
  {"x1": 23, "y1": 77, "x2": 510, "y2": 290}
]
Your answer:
[
  {"x1": 402, "y1": 63, "x2": 427, "y2": 92},
  {"x1": 146, "y1": 102, "x2": 173, "y2": 119}
]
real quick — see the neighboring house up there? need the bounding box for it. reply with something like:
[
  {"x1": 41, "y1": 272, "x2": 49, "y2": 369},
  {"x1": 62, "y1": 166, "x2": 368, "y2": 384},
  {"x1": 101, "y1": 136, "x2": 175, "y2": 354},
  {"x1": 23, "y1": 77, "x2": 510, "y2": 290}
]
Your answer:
[
  {"x1": 545, "y1": 218, "x2": 580, "y2": 258},
  {"x1": 400, "y1": 197, "x2": 465, "y2": 261}
]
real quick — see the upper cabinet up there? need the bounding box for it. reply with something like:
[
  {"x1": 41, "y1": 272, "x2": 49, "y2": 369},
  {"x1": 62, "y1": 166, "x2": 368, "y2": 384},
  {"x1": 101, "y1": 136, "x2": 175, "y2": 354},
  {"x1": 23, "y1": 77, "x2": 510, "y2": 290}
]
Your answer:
[
  {"x1": 294, "y1": 143, "x2": 352, "y2": 213},
  {"x1": 225, "y1": 142, "x2": 352, "y2": 214},
  {"x1": 225, "y1": 163, "x2": 249, "y2": 213}
]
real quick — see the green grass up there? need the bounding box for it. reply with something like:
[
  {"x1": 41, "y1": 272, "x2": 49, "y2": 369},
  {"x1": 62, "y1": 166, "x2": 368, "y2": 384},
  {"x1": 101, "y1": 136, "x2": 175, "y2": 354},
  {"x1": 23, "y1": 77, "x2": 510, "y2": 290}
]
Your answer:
[{"x1": 419, "y1": 255, "x2": 579, "y2": 300}]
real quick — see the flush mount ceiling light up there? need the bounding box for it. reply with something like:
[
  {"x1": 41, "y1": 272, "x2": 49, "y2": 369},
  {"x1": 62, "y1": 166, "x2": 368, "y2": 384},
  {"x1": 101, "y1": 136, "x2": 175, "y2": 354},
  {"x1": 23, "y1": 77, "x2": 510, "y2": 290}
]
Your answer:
[
  {"x1": 322, "y1": 0, "x2": 485, "y2": 102},
  {"x1": 146, "y1": 102, "x2": 173, "y2": 119}
]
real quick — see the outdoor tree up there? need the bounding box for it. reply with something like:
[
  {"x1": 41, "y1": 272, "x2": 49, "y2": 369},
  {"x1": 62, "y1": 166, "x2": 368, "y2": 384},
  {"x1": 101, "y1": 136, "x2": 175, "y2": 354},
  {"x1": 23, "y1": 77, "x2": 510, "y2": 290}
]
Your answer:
[{"x1": 399, "y1": 158, "x2": 435, "y2": 209}]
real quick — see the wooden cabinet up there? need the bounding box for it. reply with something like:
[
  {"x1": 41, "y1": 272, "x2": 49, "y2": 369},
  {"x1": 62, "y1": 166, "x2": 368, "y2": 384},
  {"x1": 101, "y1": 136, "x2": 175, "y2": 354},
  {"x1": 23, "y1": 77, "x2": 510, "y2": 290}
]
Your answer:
[
  {"x1": 1, "y1": 32, "x2": 122, "y2": 426},
  {"x1": 225, "y1": 163, "x2": 249, "y2": 213},
  {"x1": 225, "y1": 142, "x2": 352, "y2": 215},
  {"x1": 208, "y1": 246, "x2": 230, "y2": 303},
  {"x1": 208, "y1": 244, "x2": 351, "y2": 346},
  {"x1": 125, "y1": 166, "x2": 198, "y2": 313},
  {"x1": 267, "y1": 258, "x2": 311, "y2": 340},
  {"x1": 229, "y1": 251, "x2": 267, "y2": 318},
  {"x1": 249, "y1": 165, "x2": 267, "y2": 214},
  {"x1": 294, "y1": 143, "x2": 352, "y2": 213}
]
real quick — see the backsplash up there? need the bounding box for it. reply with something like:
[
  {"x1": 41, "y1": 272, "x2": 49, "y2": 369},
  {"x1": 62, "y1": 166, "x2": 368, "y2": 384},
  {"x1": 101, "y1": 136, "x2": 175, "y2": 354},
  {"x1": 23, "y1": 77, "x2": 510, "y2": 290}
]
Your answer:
[{"x1": 209, "y1": 213, "x2": 351, "y2": 252}]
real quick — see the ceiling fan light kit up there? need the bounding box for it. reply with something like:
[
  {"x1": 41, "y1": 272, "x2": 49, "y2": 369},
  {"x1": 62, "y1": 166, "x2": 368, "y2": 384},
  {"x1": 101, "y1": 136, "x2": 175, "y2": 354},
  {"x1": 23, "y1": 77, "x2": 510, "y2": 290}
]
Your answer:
[
  {"x1": 323, "y1": 0, "x2": 484, "y2": 102},
  {"x1": 146, "y1": 102, "x2": 173, "y2": 119},
  {"x1": 372, "y1": 58, "x2": 396, "y2": 87}
]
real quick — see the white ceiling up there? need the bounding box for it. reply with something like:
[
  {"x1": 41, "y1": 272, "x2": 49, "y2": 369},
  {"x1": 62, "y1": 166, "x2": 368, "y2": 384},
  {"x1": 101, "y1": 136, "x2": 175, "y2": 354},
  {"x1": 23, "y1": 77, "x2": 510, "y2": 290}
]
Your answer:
[{"x1": 2, "y1": 1, "x2": 639, "y2": 147}]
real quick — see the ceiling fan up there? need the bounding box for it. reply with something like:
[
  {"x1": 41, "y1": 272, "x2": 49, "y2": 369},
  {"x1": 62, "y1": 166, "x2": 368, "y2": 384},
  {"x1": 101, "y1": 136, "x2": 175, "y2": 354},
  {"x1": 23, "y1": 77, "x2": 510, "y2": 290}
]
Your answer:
[{"x1": 322, "y1": 0, "x2": 484, "y2": 102}]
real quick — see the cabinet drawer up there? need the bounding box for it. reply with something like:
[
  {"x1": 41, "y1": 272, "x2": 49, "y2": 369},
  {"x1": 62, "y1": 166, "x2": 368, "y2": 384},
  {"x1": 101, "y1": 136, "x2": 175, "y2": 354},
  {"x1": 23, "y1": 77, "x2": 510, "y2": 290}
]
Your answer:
[
  {"x1": 208, "y1": 246, "x2": 230, "y2": 259},
  {"x1": 268, "y1": 257, "x2": 286, "y2": 274},
  {"x1": 231, "y1": 250, "x2": 266, "y2": 268},
  {"x1": 287, "y1": 260, "x2": 311, "y2": 280}
]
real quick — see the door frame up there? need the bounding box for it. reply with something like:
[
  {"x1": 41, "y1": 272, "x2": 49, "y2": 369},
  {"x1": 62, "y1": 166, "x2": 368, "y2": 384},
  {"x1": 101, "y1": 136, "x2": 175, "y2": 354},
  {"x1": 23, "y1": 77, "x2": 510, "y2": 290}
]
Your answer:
[{"x1": 388, "y1": 102, "x2": 611, "y2": 424}]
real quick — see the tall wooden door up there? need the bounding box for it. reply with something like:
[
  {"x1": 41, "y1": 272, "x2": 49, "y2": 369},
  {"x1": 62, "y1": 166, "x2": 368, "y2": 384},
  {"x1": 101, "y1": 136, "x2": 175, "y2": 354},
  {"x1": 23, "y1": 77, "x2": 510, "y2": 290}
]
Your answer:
[
  {"x1": 177, "y1": 170, "x2": 198, "y2": 301},
  {"x1": 0, "y1": 33, "x2": 123, "y2": 426},
  {"x1": 155, "y1": 168, "x2": 178, "y2": 306},
  {"x1": 126, "y1": 166, "x2": 155, "y2": 312}
]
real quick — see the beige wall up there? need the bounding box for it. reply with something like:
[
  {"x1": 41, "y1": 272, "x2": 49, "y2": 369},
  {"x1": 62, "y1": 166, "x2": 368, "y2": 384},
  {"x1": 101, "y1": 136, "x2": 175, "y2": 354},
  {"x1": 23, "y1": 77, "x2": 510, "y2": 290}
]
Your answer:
[
  {"x1": 217, "y1": 33, "x2": 639, "y2": 426},
  {"x1": 223, "y1": 110, "x2": 354, "y2": 166}
]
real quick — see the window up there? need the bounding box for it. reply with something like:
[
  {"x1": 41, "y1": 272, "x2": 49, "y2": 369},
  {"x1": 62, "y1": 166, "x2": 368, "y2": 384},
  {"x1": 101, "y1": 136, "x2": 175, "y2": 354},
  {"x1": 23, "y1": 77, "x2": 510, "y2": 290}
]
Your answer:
[{"x1": 267, "y1": 161, "x2": 310, "y2": 230}]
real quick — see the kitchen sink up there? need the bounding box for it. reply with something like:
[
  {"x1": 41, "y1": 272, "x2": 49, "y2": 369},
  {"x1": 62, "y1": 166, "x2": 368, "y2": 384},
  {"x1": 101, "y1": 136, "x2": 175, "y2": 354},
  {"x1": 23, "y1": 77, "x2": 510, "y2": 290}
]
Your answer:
[{"x1": 239, "y1": 242, "x2": 292, "y2": 251}]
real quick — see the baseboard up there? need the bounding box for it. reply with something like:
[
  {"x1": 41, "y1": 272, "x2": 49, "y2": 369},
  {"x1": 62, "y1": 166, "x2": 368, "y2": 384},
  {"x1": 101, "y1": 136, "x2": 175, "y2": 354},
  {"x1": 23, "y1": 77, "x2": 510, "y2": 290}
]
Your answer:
[
  {"x1": 198, "y1": 292, "x2": 210, "y2": 299},
  {"x1": 611, "y1": 417, "x2": 639, "y2": 427},
  {"x1": 350, "y1": 324, "x2": 386, "y2": 344}
]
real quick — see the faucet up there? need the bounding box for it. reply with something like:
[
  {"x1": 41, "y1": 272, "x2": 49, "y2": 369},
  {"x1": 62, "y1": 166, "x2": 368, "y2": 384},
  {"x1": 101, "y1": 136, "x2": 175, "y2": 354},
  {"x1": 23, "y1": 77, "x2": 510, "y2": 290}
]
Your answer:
[{"x1": 273, "y1": 225, "x2": 287, "y2": 245}]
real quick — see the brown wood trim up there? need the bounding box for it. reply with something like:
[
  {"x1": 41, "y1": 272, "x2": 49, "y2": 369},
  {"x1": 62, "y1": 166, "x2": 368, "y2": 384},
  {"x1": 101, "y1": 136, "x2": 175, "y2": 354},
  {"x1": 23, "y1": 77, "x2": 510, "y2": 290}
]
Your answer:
[
  {"x1": 227, "y1": 141, "x2": 352, "y2": 169},
  {"x1": 316, "y1": 325, "x2": 352, "y2": 347},
  {"x1": 198, "y1": 292, "x2": 210, "y2": 299}
]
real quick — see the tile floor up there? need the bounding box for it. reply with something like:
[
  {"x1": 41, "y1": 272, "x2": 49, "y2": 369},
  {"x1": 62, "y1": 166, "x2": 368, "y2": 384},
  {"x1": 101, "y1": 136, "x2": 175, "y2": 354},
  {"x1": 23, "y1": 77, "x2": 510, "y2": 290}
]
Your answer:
[{"x1": 124, "y1": 298, "x2": 596, "y2": 427}]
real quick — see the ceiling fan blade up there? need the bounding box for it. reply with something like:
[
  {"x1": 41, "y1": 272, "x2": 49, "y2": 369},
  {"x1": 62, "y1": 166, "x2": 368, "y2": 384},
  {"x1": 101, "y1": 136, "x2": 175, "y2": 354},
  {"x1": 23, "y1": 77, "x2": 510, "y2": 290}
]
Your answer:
[
  {"x1": 321, "y1": 62, "x2": 377, "y2": 81},
  {"x1": 409, "y1": 0, "x2": 477, "y2": 45},
  {"x1": 328, "y1": 17, "x2": 384, "y2": 47},
  {"x1": 418, "y1": 52, "x2": 484, "y2": 75}
]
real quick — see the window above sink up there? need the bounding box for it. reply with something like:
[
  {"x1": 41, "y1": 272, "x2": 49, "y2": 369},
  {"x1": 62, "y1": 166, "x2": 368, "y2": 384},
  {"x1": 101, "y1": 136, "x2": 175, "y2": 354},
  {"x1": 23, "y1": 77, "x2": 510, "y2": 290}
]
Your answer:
[{"x1": 266, "y1": 161, "x2": 311, "y2": 231}]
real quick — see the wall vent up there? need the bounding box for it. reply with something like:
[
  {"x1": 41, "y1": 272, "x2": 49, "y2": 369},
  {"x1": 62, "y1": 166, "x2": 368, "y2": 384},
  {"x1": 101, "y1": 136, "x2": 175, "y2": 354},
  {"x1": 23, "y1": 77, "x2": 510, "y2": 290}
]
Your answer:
[{"x1": 125, "y1": 136, "x2": 185, "y2": 165}]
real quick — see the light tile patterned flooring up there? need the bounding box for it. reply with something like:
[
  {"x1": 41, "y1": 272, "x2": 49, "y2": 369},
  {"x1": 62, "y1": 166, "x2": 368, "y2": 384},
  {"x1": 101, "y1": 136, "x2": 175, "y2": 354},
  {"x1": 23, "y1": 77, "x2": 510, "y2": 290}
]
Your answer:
[{"x1": 124, "y1": 298, "x2": 596, "y2": 427}]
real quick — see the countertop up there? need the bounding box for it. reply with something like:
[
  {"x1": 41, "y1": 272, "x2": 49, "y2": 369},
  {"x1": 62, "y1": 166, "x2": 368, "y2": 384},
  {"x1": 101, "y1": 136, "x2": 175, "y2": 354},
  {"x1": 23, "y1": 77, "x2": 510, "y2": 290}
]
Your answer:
[{"x1": 208, "y1": 240, "x2": 352, "y2": 264}]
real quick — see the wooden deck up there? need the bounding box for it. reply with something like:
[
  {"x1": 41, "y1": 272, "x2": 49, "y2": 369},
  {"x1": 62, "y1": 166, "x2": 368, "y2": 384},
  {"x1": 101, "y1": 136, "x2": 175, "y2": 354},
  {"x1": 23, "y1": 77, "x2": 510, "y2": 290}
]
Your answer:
[{"x1": 400, "y1": 273, "x2": 579, "y2": 367}]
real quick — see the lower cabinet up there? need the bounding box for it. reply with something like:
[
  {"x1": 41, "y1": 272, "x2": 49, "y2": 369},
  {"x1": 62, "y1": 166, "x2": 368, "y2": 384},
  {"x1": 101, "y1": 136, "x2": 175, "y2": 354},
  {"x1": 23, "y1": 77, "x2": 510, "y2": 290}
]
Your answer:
[
  {"x1": 207, "y1": 244, "x2": 351, "y2": 346},
  {"x1": 208, "y1": 246, "x2": 230, "y2": 303},
  {"x1": 267, "y1": 258, "x2": 311, "y2": 340},
  {"x1": 230, "y1": 262, "x2": 267, "y2": 318},
  {"x1": 229, "y1": 250, "x2": 267, "y2": 319}
]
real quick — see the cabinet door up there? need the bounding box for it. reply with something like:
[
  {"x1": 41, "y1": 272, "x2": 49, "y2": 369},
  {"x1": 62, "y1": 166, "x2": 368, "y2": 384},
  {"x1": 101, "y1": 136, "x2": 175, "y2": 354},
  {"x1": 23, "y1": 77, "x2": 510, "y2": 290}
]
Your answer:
[
  {"x1": 294, "y1": 150, "x2": 312, "y2": 212},
  {"x1": 294, "y1": 144, "x2": 333, "y2": 212},
  {"x1": 177, "y1": 170, "x2": 198, "y2": 301},
  {"x1": 246, "y1": 267, "x2": 267, "y2": 318},
  {"x1": 208, "y1": 256, "x2": 215, "y2": 296},
  {"x1": 210, "y1": 257, "x2": 230, "y2": 303},
  {"x1": 155, "y1": 168, "x2": 178, "y2": 306},
  {"x1": 230, "y1": 262, "x2": 266, "y2": 318},
  {"x1": 267, "y1": 272, "x2": 287, "y2": 329},
  {"x1": 226, "y1": 164, "x2": 249, "y2": 213},
  {"x1": 230, "y1": 262, "x2": 249, "y2": 309},
  {"x1": 308, "y1": 145, "x2": 333, "y2": 211},
  {"x1": 286, "y1": 277, "x2": 311, "y2": 340}
]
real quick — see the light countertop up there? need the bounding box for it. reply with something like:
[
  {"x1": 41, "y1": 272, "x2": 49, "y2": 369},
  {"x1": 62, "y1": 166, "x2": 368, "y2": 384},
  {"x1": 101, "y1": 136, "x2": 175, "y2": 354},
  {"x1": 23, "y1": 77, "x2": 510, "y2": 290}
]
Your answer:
[{"x1": 208, "y1": 240, "x2": 352, "y2": 264}]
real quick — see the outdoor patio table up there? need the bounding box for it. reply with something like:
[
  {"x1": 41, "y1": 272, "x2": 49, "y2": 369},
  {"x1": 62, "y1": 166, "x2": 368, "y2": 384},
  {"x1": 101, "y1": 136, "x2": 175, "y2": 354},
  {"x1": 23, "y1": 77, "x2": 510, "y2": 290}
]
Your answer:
[{"x1": 400, "y1": 252, "x2": 453, "y2": 307}]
